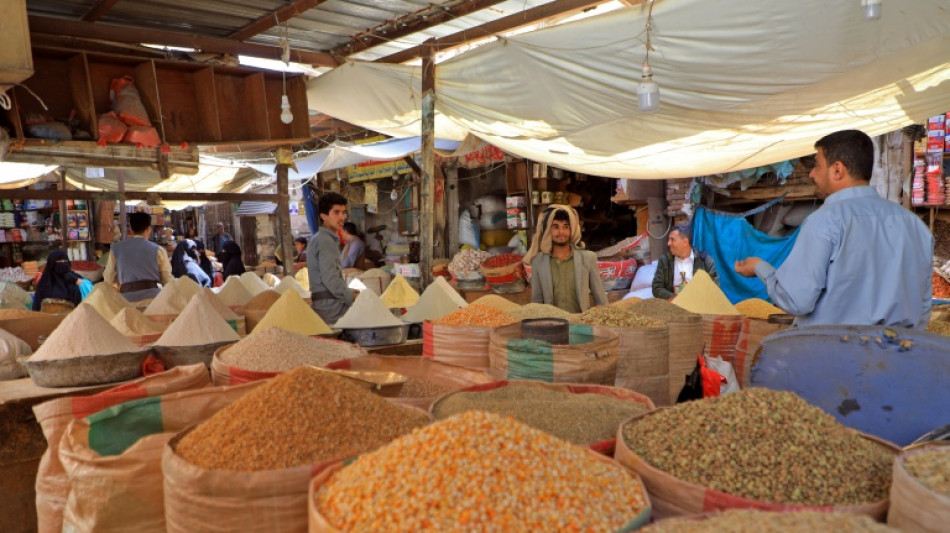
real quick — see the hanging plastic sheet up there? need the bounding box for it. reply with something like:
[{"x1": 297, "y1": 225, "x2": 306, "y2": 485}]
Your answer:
[
  {"x1": 692, "y1": 205, "x2": 800, "y2": 304},
  {"x1": 302, "y1": 184, "x2": 319, "y2": 235}
]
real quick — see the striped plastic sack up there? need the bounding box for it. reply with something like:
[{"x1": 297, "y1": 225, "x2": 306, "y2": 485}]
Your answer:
[
  {"x1": 33, "y1": 364, "x2": 210, "y2": 533},
  {"x1": 489, "y1": 323, "x2": 619, "y2": 385},
  {"x1": 59, "y1": 382, "x2": 261, "y2": 533}
]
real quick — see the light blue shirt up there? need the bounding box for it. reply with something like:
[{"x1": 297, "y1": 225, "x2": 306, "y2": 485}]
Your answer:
[{"x1": 754, "y1": 186, "x2": 932, "y2": 329}]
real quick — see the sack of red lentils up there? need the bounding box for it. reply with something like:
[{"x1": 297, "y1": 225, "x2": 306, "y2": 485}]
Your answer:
[
  {"x1": 489, "y1": 323, "x2": 619, "y2": 385},
  {"x1": 58, "y1": 382, "x2": 261, "y2": 533},
  {"x1": 33, "y1": 364, "x2": 209, "y2": 533}
]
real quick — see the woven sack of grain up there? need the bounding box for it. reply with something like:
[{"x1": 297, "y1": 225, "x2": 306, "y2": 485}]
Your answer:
[
  {"x1": 666, "y1": 314, "x2": 703, "y2": 404},
  {"x1": 430, "y1": 380, "x2": 654, "y2": 454},
  {"x1": 422, "y1": 321, "x2": 492, "y2": 371},
  {"x1": 307, "y1": 449, "x2": 651, "y2": 533},
  {"x1": 489, "y1": 323, "x2": 619, "y2": 385},
  {"x1": 597, "y1": 324, "x2": 669, "y2": 407},
  {"x1": 33, "y1": 364, "x2": 209, "y2": 533},
  {"x1": 209, "y1": 344, "x2": 279, "y2": 386},
  {"x1": 615, "y1": 410, "x2": 897, "y2": 521},
  {"x1": 59, "y1": 383, "x2": 260, "y2": 533},
  {"x1": 163, "y1": 404, "x2": 429, "y2": 533},
  {"x1": 888, "y1": 445, "x2": 950, "y2": 532},
  {"x1": 732, "y1": 318, "x2": 789, "y2": 388}
]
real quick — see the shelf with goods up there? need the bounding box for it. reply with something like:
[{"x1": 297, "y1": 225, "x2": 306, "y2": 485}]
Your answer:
[
  {"x1": 0, "y1": 193, "x2": 93, "y2": 268},
  {"x1": 911, "y1": 112, "x2": 950, "y2": 212}
]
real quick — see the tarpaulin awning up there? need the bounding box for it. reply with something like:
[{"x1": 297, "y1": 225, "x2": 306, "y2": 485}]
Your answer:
[
  {"x1": 306, "y1": 0, "x2": 950, "y2": 179},
  {"x1": 0, "y1": 163, "x2": 59, "y2": 189},
  {"x1": 203, "y1": 136, "x2": 473, "y2": 181}
]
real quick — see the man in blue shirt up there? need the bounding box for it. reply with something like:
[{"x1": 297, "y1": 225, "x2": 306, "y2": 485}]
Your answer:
[
  {"x1": 307, "y1": 192, "x2": 355, "y2": 323},
  {"x1": 734, "y1": 129, "x2": 933, "y2": 329}
]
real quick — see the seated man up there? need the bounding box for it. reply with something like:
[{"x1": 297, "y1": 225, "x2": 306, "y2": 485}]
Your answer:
[{"x1": 652, "y1": 224, "x2": 718, "y2": 299}]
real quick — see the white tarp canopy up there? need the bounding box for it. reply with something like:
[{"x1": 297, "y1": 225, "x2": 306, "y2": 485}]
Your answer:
[
  {"x1": 307, "y1": 0, "x2": 950, "y2": 179},
  {"x1": 203, "y1": 136, "x2": 470, "y2": 180},
  {"x1": 0, "y1": 163, "x2": 60, "y2": 188}
]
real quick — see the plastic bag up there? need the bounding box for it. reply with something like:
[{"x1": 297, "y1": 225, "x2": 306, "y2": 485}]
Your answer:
[
  {"x1": 123, "y1": 126, "x2": 161, "y2": 148},
  {"x1": 110, "y1": 76, "x2": 151, "y2": 127},
  {"x1": 78, "y1": 279, "x2": 94, "y2": 300},
  {"x1": 676, "y1": 356, "x2": 725, "y2": 403},
  {"x1": 97, "y1": 111, "x2": 128, "y2": 145},
  {"x1": 0, "y1": 327, "x2": 32, "y2": 380},
  {"x1": 704, "y1": 355, "x2": 740, "y2": 395},
  {"x1": 458, "y1": 211, "x2": 479, "y2": 249}
]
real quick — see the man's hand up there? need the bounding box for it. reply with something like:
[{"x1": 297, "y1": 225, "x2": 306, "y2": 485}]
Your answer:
[{"x1": 734, "y1": 257, "x2": 762, "y2": 278}]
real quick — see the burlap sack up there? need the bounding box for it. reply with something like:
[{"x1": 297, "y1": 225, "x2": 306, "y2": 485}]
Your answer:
[
  {"x1": 429, "y1": 380, "x2": 654, "y2": 452},
  {"x1": 615, "y1": 410, "x2": 897, "y2": 521},
  {"x1": 422, "y1": 320, "x2": 492, "y2": 371},
  {"x1": 888, "y1": 444, "x2": 950, "y2": 533},
  {"x1": 488, "y1": 323, "x2": 619, "y2": 385},
  {"x1": 59, "y1": 382, "x2": 260, "y2": 533},
  {"x1": 307, "y1": 450, "x2": 652, "y2": 532},
  {"x1": 666, "y1": 315, "x2": 703, "y2": 405},
  {"x1": 163, "y1": 405, "x2": 429, "y2": 533},
  {"x1": 210, "y1": 344, "x2": 279, "y2": 386},
  {"x1": 732, "y1": 317, "x2": 789, "y2": 388},
  {"x1": 601, "y1": 324, "x2": 669, "y2": 406},
  {"x1": 33, "y1": 364, "x2": 209, "y2": 533}
]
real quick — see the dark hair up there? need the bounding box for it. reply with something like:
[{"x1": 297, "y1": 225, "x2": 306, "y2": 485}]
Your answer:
[
  {"x1": 342, "y1": 222, "x2": 364, "y2": 240},
  {"x1": 670, "y1": 224, "x2": 691, "y2": 241},
  {"x1": 552, "y1": 210, "x2": 571, "y2": 223},
  {"x1": 294, "y1": 236, "x2": 308, "y2": 246},
  {"x1": 129, "y1": 212, "x2": 152, "y2": 234},
  {"x1": 318, "y1": 192, "x2": 347, "y2": 216},
  {"x1": 814, "y1": 129, "x2": 874, "y2": 182}
]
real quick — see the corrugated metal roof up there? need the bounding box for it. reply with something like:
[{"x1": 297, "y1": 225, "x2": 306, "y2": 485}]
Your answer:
[
  {"x1": 235, "y1": 201, "x2": 277, "y2": 215},
  {"x1": 25, "y1": 0, "x2": 569, "y2": 62}
]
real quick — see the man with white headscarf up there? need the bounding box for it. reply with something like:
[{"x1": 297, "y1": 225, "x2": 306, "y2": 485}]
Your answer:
[{"x1": 523, "y1": 205, "x2": 607, "y2": 313}]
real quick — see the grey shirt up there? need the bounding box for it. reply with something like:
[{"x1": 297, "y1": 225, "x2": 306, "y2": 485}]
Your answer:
[{"x1": 307, "y1": 227, "x2": 354, "y2": 305}]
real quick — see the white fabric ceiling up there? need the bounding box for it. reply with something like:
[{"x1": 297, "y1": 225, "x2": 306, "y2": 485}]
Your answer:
[{"x1": 307, "y1": 0, "x2": 950, "y2": 179}]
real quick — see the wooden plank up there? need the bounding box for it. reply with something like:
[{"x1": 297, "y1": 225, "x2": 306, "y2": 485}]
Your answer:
[
  {"x1": 0, "y1": 188, "x2": 277, "y2": 203},
  {"x1": 194, "y1": 67, "x2": 221, "y2": 142},
  {"x1": 228, "y1": 0, "x2": 330, "y2": 41},
  {"x1": 66, "y1": 54, "x2": 97, "y2": 139},
  {"x1": 133, "y1": 60, "x2": 164, "y2": 141},
  {"x1": 81, "y1": 0, "x2": 122, "y2": 22},
  {"x1": 28, "y1": 15, "x2": 339, "y2": 67},
  {"x1": 244, "y1": 72, "x2": 270, "y2": 140},
  {"x1": 333, "y1": 0, "x2": 508, "y2": 58},
  {"x1": 380, "y1": 0, "x2": 615, "y2": 64},
  {"x1": 711, "y1": 184, "x2": 817, "y2": 206}
]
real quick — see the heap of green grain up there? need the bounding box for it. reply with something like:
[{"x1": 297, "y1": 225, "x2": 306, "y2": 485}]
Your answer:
[{"x1": 622, "y1": 388, "x2": 894, "y2": 506}]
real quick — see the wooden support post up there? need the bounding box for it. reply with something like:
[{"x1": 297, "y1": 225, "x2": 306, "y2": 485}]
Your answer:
[
  {"x1": 445, "y1": 166, "x2": 460, "y2": 254},
  {"x1": 59, "y1": 171, "x2": 69, "y2": 245},
  {"x1": 117, "y1": 171, "x2": 127, "y2": 240},
  {"x1": 275, "y1": 148, "x2": 295, "y2": 277},
  {"x1": 419, "y1": 42, "x2": 436, "y2": 288},
  {"x1": 647, "y1": 194, "x2": 669, "y2": 263}
]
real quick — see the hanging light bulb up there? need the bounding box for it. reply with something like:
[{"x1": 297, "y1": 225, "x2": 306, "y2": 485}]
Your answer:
[
  {"x1": 280, "y1": 94, "x2": 294, "y2": 124},
  {"x1": 862, "y1": 0, "x2": 882, "y2": 20},
  {"x1": 638, "y1": 62, "x2": 660, "y2": 112},
  {"x1": 390, "y1": 188, "x2": 398, "y2": 201},
  {"x1": 392, "y1": 170, "x2": 400, "y2": 182}
]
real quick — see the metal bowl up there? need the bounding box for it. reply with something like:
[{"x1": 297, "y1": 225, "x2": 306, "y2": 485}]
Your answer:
[
  {"x1": 21, "y1": 350, "x2": 149, "y2": 387},
  {"x1": 339, "y1": 324, "x2": 410, "y2": 347}
]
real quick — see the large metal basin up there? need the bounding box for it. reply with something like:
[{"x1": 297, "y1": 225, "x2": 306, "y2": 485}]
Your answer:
[{"x1": 751, "y1": 325, "x2": 950, "y2": 447}]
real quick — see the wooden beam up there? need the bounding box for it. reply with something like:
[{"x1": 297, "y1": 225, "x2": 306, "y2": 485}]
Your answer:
[
  {"x1": 28, "y1": 15, "x2": 339, "y2": 67},
  {"x1": 0, "y1": 189, "x2": 277, "y2": 203},
  {"x1": 710, "y1": 184, "x2": 817, "y2": 206},
  {"x1": 229, "y1": 0, "x2": 330, "y2": 41},
  {"x1": 82, "y1": 0, "x2": 122, "y2": 22},
  {"x1": 275, "y1": 149, "x2": 295, "y2": 276},
  {"x1": 379, "y1": 0, "x2": 612, "y2": 64},
  {"x1": 332, "y1": 0, "x2": 507, "y2": 58},
  {"x1": 418, "y1": 43, "x2": 436, "y2": 288}
]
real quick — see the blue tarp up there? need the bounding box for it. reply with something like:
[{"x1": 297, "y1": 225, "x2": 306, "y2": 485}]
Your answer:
[
  {"x1": 692, "y1": 206, "x2": 801, "y2": 304},
  {"x1": 302, "y1": 185, "x2": 319, "y2": 235}
]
